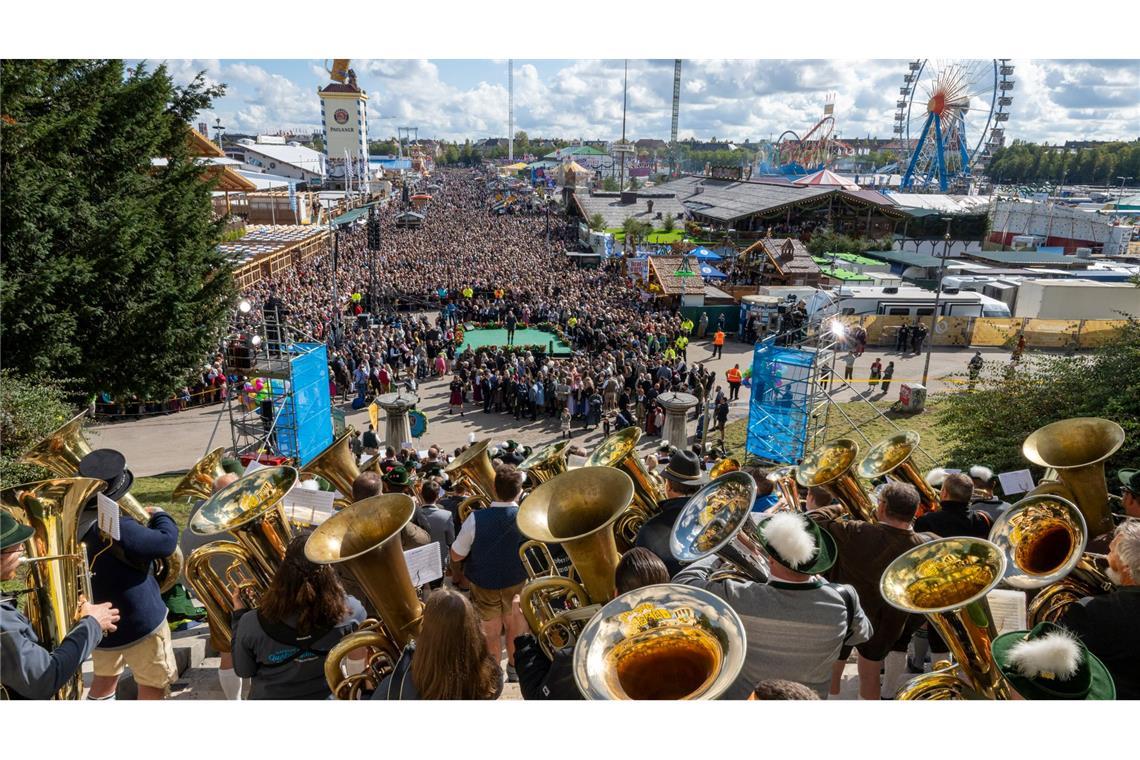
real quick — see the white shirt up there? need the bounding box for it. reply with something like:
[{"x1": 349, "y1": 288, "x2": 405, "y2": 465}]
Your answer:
[{"x1": 450, "y1": 501, "x2": 519, "y2": 558}]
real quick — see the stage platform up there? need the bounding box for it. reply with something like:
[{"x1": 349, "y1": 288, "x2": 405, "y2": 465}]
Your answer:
[{"x1": 458, "y1": 328, "x2": 573, "y2": 357}]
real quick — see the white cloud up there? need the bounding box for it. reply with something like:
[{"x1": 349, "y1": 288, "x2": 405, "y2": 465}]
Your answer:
[{"x1": 160, "y1": 58, "x2": 1139, "y2": 145}]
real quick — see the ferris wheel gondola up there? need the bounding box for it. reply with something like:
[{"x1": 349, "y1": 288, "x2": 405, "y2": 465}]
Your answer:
[{"x1": 894, "y1": 59, "x2": 1015, "y2": 192}]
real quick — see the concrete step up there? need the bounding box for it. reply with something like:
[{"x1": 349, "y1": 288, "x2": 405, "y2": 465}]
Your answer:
[{"x1": 81, "y1": 623, "x2": 212, "y2": 699}]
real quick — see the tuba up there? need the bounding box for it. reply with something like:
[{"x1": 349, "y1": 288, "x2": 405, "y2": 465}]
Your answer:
[
  {"x1": 518, "y1": 440, "x2": 570, "y2": 487},
  {"x1": 571, "y1": 584, "x2": 747, "y2": 700},
  {"x1": 301, "y1": 428, "x2": 379, "y2": 511},
  {"x1": 444, "y1": 439, "x2": 498, "y2": 522},
  {"x1": 988, "y1": 495, "x2": 1116, "y2": 625},
  {"x1": 881, "y1": 537, "x2": 1011, "y2": 700},
  {"x1": 516, "y1": 467, "x2": 632, "y2": 658},
  {"x1": 766, "y1": 465, "x2": 802, "y2": 512},
  {"x1": 19, "y1": 410, "x2": 183, "y2": 592},
  {"x1": 172, "y1": 447, "x2": 228, "y2": 502},
  {"x1": 670, "y1": 471, "x2": 768, "y2": 583},
  {"x1": 185, "y1": 467, "x2": 297, "y2": 654},
  {"x1": 1022, "y1": 417, "x2": 1125, "y2": 539},
  {"x1": 305, "y1": 494, "x2": 424, "y2": 699},
  {"x1": 586, "y1": 427, "x2": 666, "y2": 549},
  {"x1": 1, "y1": 478, "x2": 105, "y2": 700},
  {"x1": 797, "y1": 439, "x2": 877, "y2": 523},
  {"x1": 857, "y1": 431, "x2": 940, "y2": 516}
]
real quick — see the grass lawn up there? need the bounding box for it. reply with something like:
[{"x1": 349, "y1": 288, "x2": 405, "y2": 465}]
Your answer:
[
  {"x1": 132, "y1": 474, "x2": 193, "y2": 530},
  {"x1": 722, "y1": 397, "x2": 950, "y2": 467}
]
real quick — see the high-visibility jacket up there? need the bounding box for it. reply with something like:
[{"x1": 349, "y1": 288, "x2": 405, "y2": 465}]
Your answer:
[
  {"x1": 726, "y1": 367, "x2": 742, "y2": 384},
  {"x1": 713, "y1": 331, "x2": 725, "y2": 346},
  {"x1": 676, "y1": 336, "x2": 688, "y2": 350},
  {"x1": 663, "y1": 348, "x2": 676, "y2": 361},
  {"x1": 681, "y1": 319, "x2": 694, "y2": 334}
]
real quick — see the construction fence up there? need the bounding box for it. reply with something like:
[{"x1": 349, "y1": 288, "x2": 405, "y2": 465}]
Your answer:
[{"x1": 829, "y1": 315, "x2": 1131, "y2": 350}]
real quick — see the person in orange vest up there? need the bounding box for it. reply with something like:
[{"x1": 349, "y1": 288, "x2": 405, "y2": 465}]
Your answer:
[
  {"x1": 712, "y1": 329, "x2": 725, "y2": 359},
  {"x1": 726, "y1": 363, "x2": 743, "y2": 401}
]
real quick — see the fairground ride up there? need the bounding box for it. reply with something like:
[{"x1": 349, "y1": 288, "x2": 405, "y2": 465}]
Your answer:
[
  {"x1": 894, "y1": 59, "x2": 1015, "y2": 192},
  {"x1": 775, "y1": 96, "x2": 838, "y2": 174}
]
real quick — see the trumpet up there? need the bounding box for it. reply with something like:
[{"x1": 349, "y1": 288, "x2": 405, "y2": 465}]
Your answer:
[
  {"x1": 185, "y1": 467, "x2": 297, "y2": 653},
  {"x1": 586, "y1": 427, "x2": 666, "y2": 549},
  {"x1": 571, "y1": 584, "x2": 747, "y2": 700},
  {"x1": 670, "y1": 471, "x2": 768, "y2": 583},
  {"x1": 516, "y1": 467, "x2": 632, "y2": 658},
  {"x1": 797, "y1": 439, "x2": 877, "y2": 523},
  {"x1": 18, "y1": 410, "x2": 183, "y2": 593}
]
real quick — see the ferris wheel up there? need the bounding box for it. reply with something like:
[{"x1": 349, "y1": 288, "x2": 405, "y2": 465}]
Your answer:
[{"x1": 894, "y1": 59, "x2": 1015, "y2": 192}]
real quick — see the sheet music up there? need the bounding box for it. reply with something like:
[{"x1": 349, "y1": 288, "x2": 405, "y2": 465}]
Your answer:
[
  {"x1": 403, "y1": 542, "x2": 443, "y2": 586},
  {"x1": 97, "y1": 493, "x2": 121, "y2": 540},
  {"x1": 997, "y1": 469, "x2": 1035, "y2": 496},
  {"x1": 283, "y1": 486, "x2": 336, "y2": 525},
  {"x1": 244, "y1": 459, "x2": 265, "y2": 476},
  {"x1": 987, "y1": 589, "x2": 1027, "y2": 634}
]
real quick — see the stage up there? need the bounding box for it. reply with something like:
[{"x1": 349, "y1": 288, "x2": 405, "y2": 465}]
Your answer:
[{"x1": 458, "y1": 327, "x2": 573, "y2": 357}]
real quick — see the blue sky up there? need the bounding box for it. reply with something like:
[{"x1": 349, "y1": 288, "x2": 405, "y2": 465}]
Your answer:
[{"x1": 153, "y1": 58, "x2": 1140, "y2": 145}]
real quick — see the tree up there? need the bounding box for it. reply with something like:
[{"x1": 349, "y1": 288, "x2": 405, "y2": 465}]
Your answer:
[
  {"x1": 602, "y1": 177, "x2": 619, "y2": 192},
  {"x1": 0, "y1": 370, "x2": 78, "y2": 485},
  {"x1": 661, "y1": 212, "x2": 676, "y2": 233},
  {"x1": 513, "y1": 130, "x2": 529, "y2": 157},
  {"x1": 1, "y1": 60, "x2": 235, "y2": 401},
  {"x1": 934, "y1": 319, "x2": 1140, "y2": 477},
  {"x1": 588, "y1": 213, "x2": 607, "y2": 232}
]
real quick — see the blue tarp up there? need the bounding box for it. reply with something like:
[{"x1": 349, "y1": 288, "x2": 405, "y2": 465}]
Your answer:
[
  {"x1": 698, "y1": 263, "x2": 728, "y2": 280},
  {"x1": 690, "y1": 246, "x2": 722, "y2": 261},
  {"x1": 746, "y1": 338, "x2": 816, "y2": 463}
]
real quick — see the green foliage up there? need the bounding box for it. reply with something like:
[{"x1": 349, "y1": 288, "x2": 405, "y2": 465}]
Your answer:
[
  {"x1": 661, "y1": 212, "x2": 676, "y2": 233},
  {"x1": 806, "y1": 229, "x2": 894, "y2": 256},
  {"x1": 587, "y1": 213, "x2": 606, "y2": 232},
  {"x1": 368, "y1": 139, "x2": 400, "y2": 156},
  {"x1": 602, "y1": 177, "x2": 620, "y2": 192},
  {"x1": 987, "y1": 139, "x2": 1140, "y2": 186},
  {"x1": 1, "y1": 60, "x2": 236, "y2": 401},
  {"x1": 935, "y1": 320, "x2": 1140, "y2": 477},
  {"x1": 0, "y1": 371, "x2": 77, "y2": 486}
]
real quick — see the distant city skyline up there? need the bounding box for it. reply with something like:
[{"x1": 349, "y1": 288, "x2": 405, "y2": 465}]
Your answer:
[{"x1": 152, "y1": 59, "x2": 1140, "y2": 146}]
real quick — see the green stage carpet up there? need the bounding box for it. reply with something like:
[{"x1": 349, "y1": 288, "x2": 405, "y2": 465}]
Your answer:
[{"x1": 458, "y1": 328, "x2": 573, "y2": 356}]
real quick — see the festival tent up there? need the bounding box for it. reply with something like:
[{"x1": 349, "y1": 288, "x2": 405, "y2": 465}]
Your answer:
[
  {"x1": 793, "y1": 168, "x2": 860, "y2": 191},
  {"x1": 551, "y1": 161, "x2": 593, "y2": 187},
  {"x1": 503, "y1": 162, "x2": 529, "y2": 171},
  {"x1": 689, "y1": 246, "x2": 723, "y2": 261},
  {"x1": 698, "y1": 263, "x2": 728, "y2": 280}
]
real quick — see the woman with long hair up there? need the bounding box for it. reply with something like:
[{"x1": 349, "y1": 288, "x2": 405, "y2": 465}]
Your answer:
[
  {"x1": 231, "y1": 532, "x2": 366, "y2": 700},
  {"x1": 372, "y1": 589, "x2": 503, "y2": 700}
]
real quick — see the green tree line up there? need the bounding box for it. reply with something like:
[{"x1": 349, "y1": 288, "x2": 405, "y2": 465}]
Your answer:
[{"x1": 987, "y1": 139, "x2": 1140, "y2": 188}]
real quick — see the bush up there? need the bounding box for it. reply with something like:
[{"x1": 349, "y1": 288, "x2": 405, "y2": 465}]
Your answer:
[
  {"x1": 805, "y1": 229, "x2": 893, "y2": 257},
  {"x1": 934, "y1": 319, "x2": 1140, "y2": 478},
  {"x1": 0, "y1": 371, "x2": 79, "y2": 486}
]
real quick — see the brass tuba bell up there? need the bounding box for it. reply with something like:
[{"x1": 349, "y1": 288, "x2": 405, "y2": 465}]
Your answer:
[
  {"x1": 2, "y1": 477, "x2": 106, "y2": 700},
  {"x1": 172, "y1": 447, "x2": 228, "y2": 502},
  {"x1": 797, "y1": 438, "x2": 877, "y2": 523},
  {"x1": 301, "y1": 429, "x2": 377, "y2": 510},
  {"x1": 445, "y1": 439, "x2": 498, "y2": 522},
  {"x1": 516, "y1": 467, "x2": 632, "y2": 658},
  {"x1": 18, "y1": 410, "x2": 183, "y2": 593},
  {"x1": 571, "y1": 584, "x2": 748, "y2": 700},
  {"x1": 305, "y1": 494, "x2": 424, "y2": 699},
  {"x1": 766, "y1": 465, "x2": 802, "y2": 512},
  {"x1": 857, "y1": 431, "x2": 940, "y2": 516},
  {"x1": 1022, "y1": 417, "x2": 1125, "y2": 539},
  {"x1": 670, "y1": 471, "x2": 768, "y2": 583},
  {"x1": 185, "y1": 466, "x2": 297, "y2": 653},
  {"x1": 586, "y1": 427, "x2": 665, "y2": 548},
  {"x1": 518, "y1": 440, "x2": 570, "y2": 487},
  {"x1": 881, "y1": 537, "x2": 1011, "y2": 700}
]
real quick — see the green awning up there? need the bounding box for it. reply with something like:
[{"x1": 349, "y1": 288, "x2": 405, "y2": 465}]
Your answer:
[{"x1": 331, "y1": 202, "x2": 380, "y2": 228}]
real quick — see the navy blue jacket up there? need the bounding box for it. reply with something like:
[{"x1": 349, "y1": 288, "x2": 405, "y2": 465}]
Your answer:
[
  {"x1": 463, "y1": 507, "x2": 527, "y2": 590},
  {"x1": 81, "y1": 511, "x2": 179, "y2": 648}
]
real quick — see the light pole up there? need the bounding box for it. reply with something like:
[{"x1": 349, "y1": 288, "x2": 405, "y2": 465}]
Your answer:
[
  {"x1": 921, "y1": 217, "x2": 953, "y2": 387},
  {"x1": 213, "y1": 117, "x2": 226, "y2": 150}
]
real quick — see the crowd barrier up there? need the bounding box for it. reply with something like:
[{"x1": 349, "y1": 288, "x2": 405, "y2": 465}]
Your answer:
[{"x1": 830, "y1": 315, "x2": 1130, "y2": 350}]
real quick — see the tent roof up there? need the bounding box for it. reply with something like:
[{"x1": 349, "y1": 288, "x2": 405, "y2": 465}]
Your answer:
[
  {"x1": 689, "y1": 246, "x2": 722, "y2": 261},
  {"x1": 793, "y1": 169, "x2": 859, "y2": 190},
  {"x1": 698, "y1": 262, "x2": 728, "y2": 279}
]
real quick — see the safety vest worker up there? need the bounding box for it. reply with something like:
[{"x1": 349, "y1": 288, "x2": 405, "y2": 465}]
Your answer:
[
  {"x1": 726, "y1": 366, "x2": 742, "y2": 384},
  {"x1": 713, "y1": 330, "x2": 725, "y2": 346}
]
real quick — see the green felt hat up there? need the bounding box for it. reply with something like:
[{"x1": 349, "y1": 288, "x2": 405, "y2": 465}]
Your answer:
[
  {"x1": 991, "y1": 622, "x2": 1115, "y2": 700},
  {"x1": 1, "y1": 511, "x2": 34, "y2": 550},
  {"x1": 754, "y1": 512, "x2": 836, "y2": 575},
  {"x1": 1118, "y1": 468, "x2": 1139, "y2": 493},
  {"x1": 382, "y1": 466, "x2": 414, "y2": 487}
]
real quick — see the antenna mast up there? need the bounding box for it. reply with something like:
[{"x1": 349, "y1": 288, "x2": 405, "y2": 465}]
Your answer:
[{"x1": 508, "y1": 60, "x2": 514, "y2": 161}]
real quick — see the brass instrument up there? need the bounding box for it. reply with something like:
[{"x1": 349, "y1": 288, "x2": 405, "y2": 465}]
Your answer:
[
  {"x1": 986, "y1": 493, "x2": 1113, "y2": 624},
  {"x1": 571, "y1": 583, "x2": 747, "y2": 700},
  {"x1": 172, "y1": 447, "x2": 227, "y2": 501},
  {"x1": 857, "y1": 431, "x2": 940, "y2": 516},
  {"x1": 1022, "y1": 417, "x2": 1125, "y2": 538},
  {"x1": 796, "y1": 439, "x2": 877, "y2": 523},
  {"x1": 301, "y1": 428, "x2": 380, "y2": 511},
  {"x1": 670, "y1": 471, "x2": 768, "y2": 583},
  {"x1": 516, "y1": 467, "x2": 632, "y2": 658},
  {"x1": 306, "y1": 494, "x2": 424, "y2": 699},
  {"x1": 18, "y1": 410, "x2": 183, "y2": 592},
  {"x1": 766, "y1": 465, "x2": 802, "y2": 512},
  {"x1": 185, "y1": 467, "x2": 297, "y2": 653},
  {"x1": 1, "y1": 477, "x2": 106, "y2": 700},
  {"x1": 445, "y1": 439, "x2": 497, "y2": 522},
  {"x1": 518, "y1": 440, "x2": 570, "y2": 486},
  {"x1": 708, "y1": 457, "x2": 740, "y2": 479},
  {"x1": 586, "y1": 427, "x2": 666, "y2": 548},
  {"x1": 881, "y1": 537, "x2": 1011, "y2": 700}
]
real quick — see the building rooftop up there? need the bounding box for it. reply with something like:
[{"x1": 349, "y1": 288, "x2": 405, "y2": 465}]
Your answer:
[
  {"x1": 861, "y1": 250, "x2": 950, "y2": 269},
  {"x1": 648, "y1": 256, "x2": 707, "y2": 295},
  {"x1": 653, "y1": 175, "x2": 902, "y2": 223},
  {"x1": 572, "y1": 191, "x2": 687, "y2": 230},
  {"x1": 236, "y1": 142, "x2": 326, "y2": 176},
  {"x1": 965, "y1": 250, "x2": 1095, "y2": 268}
]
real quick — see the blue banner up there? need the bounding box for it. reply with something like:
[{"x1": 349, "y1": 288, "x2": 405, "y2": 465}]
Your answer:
[
  {"x1": 275, "y1": 343, "x2": 333, "y2": 466},
  {"x1": 745, "y1": 337, "x2": 816, "y2": 463}
]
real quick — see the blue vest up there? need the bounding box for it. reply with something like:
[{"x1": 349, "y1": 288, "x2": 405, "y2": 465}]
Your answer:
[{"x1": 464, "y1": 506, "x2": 527, "y2": 590}]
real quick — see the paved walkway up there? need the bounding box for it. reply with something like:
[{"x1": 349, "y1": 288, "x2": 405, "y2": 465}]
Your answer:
[{"x1": 90, "y1": 323, "x2": 1018, "y2": 477}]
